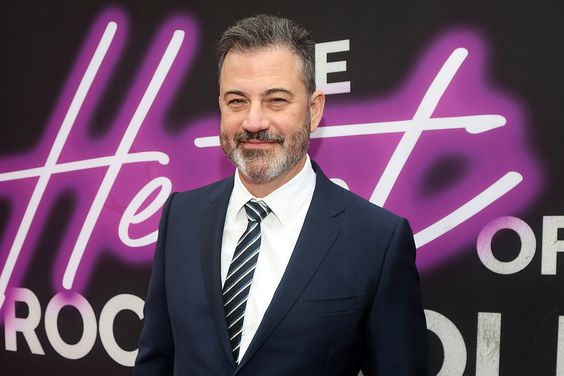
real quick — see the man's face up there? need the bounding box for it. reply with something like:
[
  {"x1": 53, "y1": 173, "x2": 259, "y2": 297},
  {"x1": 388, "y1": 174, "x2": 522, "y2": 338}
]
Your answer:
[{"x1": 219, "y1": 46, "x2": 323, "y2": 184}]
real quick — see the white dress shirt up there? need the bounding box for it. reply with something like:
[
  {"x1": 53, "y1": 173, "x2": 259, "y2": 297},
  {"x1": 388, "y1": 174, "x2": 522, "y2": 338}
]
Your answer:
[{"x1": 220, "y1": 155, "x2": 316, "y2": 363}]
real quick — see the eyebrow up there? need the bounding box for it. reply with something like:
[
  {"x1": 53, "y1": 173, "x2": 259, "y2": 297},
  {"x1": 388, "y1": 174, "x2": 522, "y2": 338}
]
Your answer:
[
  {"x1": 223, "y1": 90, "x2": 247, "y2": 99},
  {"x1": 263, "y1": 88, "x2": 294, "y2": 97},
  {"x1": 222, "y1": 88, "x2": 294, "y2": 99}
]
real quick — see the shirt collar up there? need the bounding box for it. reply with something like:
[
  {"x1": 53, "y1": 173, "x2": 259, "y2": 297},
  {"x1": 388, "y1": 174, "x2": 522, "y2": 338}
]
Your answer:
[{"x1": 230, "y1": 154, "x2": 316, "y2": 227}]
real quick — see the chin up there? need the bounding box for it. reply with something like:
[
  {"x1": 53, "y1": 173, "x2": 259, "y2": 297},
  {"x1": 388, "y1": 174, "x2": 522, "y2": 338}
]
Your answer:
[{"x1": 239, "y1": 161, "x2": 279, "y2": 184}]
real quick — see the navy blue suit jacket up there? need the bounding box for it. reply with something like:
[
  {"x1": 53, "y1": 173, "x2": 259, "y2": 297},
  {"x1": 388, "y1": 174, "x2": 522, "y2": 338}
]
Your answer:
[{"x1": 134, "y1": 163, "x2": 427, "y2": 375}]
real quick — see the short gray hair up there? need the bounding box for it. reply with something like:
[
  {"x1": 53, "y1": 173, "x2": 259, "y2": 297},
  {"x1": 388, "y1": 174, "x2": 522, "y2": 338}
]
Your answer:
[{"x1": 216, "y1": 14, "x2": 316, "y2": 95}]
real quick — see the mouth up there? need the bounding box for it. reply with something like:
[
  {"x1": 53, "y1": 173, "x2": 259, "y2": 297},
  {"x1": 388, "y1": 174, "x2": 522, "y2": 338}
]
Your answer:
[
  {"x1": 235, "y1": 131, "x2": 284, "y2": 149},
  {"x1": 240, "y1": 139, "x2": 278, "y2": 149}
]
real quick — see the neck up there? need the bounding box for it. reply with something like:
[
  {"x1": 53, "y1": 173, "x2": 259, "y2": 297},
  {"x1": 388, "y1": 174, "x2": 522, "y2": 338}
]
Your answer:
[{"x1": 239, "y1": 156, "x2": 307, "y2": 198}]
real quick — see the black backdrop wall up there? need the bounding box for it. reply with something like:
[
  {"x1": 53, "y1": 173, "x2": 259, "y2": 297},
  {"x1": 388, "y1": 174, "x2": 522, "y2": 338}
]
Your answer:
[{"x1": 1, "y1": 1, "x2": 563, "y2": 375}]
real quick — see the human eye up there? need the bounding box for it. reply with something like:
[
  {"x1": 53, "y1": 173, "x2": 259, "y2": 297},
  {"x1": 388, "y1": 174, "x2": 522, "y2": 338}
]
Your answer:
[
  {"x1": 267, "y1": 97, "x2": 289, "y2": 107},
  {"x1": 226, "y1": 97, "x2": 247, "y2": 109}
]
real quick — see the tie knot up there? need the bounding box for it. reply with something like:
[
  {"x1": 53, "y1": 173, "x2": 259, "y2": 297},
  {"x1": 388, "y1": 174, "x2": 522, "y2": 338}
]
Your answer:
[{"x1": 244, "y1": 199, "x2": 271, "y2": 223}]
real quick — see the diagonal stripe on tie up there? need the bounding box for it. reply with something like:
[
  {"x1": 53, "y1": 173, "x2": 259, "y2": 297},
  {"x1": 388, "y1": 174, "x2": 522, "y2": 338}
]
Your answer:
[
  {"x1": 227, "y1": 232, "x2": 261, "y2": 274},
  {"x1": 224, "y1": 264, "x2": 256, "y2": 310},
  {"x1": 224, "y1": 251, "x2": 260, "y2": 293},
  {"x1": 222, "y1": 199, "x2": 271, "y2": 363}
]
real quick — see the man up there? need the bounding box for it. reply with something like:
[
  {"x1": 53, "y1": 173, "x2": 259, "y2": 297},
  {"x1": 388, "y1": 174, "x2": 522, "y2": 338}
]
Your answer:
[{"x1": 134, "y1": 14, "x2": 427, "y2": 375}]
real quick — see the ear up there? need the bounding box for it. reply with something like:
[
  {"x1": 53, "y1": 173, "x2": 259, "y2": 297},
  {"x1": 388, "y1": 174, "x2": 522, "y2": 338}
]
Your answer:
[{"x1": 308, "y1": 90, "x2": 325, "y2": 133}]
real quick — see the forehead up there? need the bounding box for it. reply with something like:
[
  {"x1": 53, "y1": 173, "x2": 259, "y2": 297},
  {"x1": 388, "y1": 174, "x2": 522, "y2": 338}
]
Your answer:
[{"x1": 219, "y1": 46, "x2": 305, "y2": 93}]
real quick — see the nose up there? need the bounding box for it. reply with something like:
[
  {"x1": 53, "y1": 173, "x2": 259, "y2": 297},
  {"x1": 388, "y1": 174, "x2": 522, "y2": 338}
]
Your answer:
[{"x1": 242, "y1": 102, "x2": 269, "y2": 133}]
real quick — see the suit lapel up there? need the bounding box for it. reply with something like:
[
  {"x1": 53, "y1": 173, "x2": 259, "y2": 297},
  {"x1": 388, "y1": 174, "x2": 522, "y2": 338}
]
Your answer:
[
  {"x1": 200, "y1": 177, "x2": 236, "y2": 364},
  {"x1": 236, "y1": 166, "x2": 345, "y2": 371}
]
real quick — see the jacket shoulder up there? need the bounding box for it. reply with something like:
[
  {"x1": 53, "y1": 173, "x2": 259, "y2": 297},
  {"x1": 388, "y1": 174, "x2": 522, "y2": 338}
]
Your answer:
[
  {"x1": 327, "y1": 179, "x2": 402, "y2": 222},
  {"x1": 171, "y1": 176, "x2": 233, "y2": 205}
]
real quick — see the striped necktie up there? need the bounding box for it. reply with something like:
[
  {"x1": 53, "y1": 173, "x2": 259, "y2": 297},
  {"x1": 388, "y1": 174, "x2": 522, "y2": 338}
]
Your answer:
[{"x1": 223, "y1": 199, "x2": 271, "y2": 363}]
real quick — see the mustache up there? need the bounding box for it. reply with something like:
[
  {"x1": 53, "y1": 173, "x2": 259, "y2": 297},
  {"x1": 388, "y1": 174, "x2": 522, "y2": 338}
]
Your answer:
[{"x1": 235, "y1": 130, "x2": 284, "y2": 144}]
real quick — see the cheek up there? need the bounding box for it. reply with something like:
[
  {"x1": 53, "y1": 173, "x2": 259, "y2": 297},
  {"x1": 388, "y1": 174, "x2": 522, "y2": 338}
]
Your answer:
[
  {"x1": 220, "y1": 114, "x2": 243, "y2": 135},
  {"x1": 271, "y1": 112, "x2": 306, "y2": 134}
]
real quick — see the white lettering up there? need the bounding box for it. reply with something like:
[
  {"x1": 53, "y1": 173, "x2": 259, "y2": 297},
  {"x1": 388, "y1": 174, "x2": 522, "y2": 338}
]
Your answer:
[
  {"x1": 3, "y1": 288, "x2": 147, "y2": 366},
  {"x1": 541, "y1": 216, "x2": 564, "y2": 275},
  {"x1": 0, "y1": 21, "x2": 182, "y2": 308},
  {"x1": 425, "y1": 309, "x2": 467, "y2": 376},
  {"x1": 315, "y1": 39, "x2": 350, "y2": 94},
  {"x1": 476, "y1": 312, "x2": 501, "y2": 376},
  {"x1": 4, "y1": 287, "x2": 45, "y2": 355},
  {"x1": 44, "y1": 292, "x2": 97, "y2": 360},
  {"x1": 0, "y1": 23, "x2": 117, "y2": 309},
  {"x1": 62, "y1": 30, "x2": 185, "y2": 290},
  {"x1": 119, "y1": 177, "x2": 172, "y2": 247},
  {"x1": 99, "y1": 294, "x2": 144, "y2": 366},
  {"x1": 329, "y1": 177, "x2": 350, "y2": 190},
  {"x1": 477, "y1": 216, "x2": 536, "y2": 274}
]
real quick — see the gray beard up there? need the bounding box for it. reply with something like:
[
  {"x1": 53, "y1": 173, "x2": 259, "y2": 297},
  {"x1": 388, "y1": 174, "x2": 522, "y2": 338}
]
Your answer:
[{"x1": 221, "y1": 119, "x2": 311, "y2": 184}]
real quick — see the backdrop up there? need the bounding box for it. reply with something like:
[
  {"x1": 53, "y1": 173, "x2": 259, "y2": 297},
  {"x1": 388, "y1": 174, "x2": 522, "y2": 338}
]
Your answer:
[{"x1": 1, "y1": 1, "x2": 563, "y2": 375}]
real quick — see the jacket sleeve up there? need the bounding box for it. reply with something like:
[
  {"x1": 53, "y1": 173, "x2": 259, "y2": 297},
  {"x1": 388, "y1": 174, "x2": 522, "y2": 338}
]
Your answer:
[
  {"x1": 133, "y1": 193, "x2": 176, "y2": 376},
  {"x1": 362, "y1": 218, "x2": 428, "y2": 375}
]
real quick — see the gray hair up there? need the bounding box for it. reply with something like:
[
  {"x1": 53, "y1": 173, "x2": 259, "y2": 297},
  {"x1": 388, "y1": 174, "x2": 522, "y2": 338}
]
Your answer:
[{"x1": 216, "y1": 14, "x2": 316, "y2": 95}]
